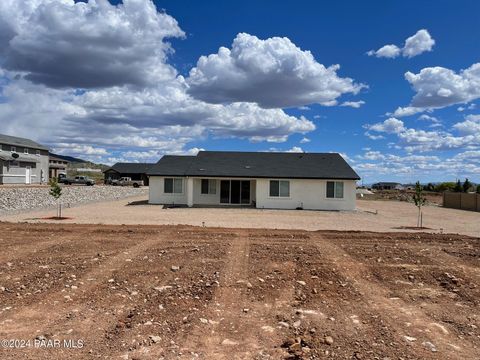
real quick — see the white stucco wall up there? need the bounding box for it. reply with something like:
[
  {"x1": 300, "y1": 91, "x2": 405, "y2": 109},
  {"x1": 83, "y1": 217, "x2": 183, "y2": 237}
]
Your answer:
[
  {"x1": 255, "y1": 179, "x2": 357, "y2": 211},
  {"x1": 148, "y1": 176, "x2": 187, "y2": 205},
  {"x1": 150, "y1": 176, "x2": 356, "y2": 210},
  {"x1": 192, "y1": 178, "x2": 220, "y2": 205}
]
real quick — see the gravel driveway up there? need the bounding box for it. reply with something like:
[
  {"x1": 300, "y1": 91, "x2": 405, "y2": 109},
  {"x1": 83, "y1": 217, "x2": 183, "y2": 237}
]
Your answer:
[
  {"x1": 2, "y1": 195, "x2": 479, "y2": 237},
  {"x1": 0, "y1": 185, "x2": 148, "y2": 214}
]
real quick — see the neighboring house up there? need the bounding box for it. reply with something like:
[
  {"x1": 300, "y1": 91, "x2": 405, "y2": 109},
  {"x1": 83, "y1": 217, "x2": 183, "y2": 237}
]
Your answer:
[
  {"x1": 371, "y1": 182, "x2": 404, "y2": 190},
  {"x1": 403, "y1": 184, "x2": 416, "y2": 191},
  {"x1": 0, "y1": 134, "x2": 49, "y2": 185},
  {"x1": 147, "y1": 151, "x2": 360, "y2": 210},
  {"x1": 104, "y1": 163, "x2": 153, "y2": 186},
  {"x1": 49, "y1": 153, "x2": 70, "y2": 179}
]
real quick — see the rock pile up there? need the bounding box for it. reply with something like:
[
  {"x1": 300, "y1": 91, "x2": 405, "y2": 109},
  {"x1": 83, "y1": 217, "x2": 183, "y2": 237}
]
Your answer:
[{"x1": 0, "y1": 186, "x2": 147, "y2": 213}]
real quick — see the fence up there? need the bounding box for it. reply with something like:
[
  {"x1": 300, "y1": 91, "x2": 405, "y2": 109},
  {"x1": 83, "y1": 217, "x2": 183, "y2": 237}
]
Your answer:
[{"x1": 443, "y1": 192, "x2": 480, "y2": 212}]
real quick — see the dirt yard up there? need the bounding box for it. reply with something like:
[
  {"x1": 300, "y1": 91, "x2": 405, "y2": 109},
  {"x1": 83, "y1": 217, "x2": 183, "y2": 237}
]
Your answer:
[{"x1": 0, "y1": 223, "x2": 479, "y2": 359}]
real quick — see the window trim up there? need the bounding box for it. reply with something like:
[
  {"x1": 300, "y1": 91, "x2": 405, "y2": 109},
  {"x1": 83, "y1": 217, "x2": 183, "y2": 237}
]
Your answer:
[
  {"x1": 36, "y1": 150, "x2": 41, "y2": 156},
  {"x1": 164, "y1": 177, "x2": 183, "y2": 194},
  {"x1": 11, "y1": 146, "x2": 16, "y2": 153},
  {"x1": 326, "y1": 181, "x2": 345, "y2": 200},
  {"x1": 268, "y1": 179, "x2": 290, "y2": 198},
  {"x1": 24, "y1": 148, "x2": 29, "y2": 154}
]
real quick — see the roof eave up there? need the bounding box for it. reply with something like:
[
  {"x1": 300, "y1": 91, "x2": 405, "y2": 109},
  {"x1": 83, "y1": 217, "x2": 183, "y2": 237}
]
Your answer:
[{"x1": 147, "y1": 173, "x2": 360, "y2": 180}]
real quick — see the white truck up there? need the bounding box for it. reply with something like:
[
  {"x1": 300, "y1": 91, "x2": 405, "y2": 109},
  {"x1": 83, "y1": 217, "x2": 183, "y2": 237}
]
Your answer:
[
  {"x1": 60, "y1": 175, "x2": 96, "y2": 186},
  {"x1": 110, "y1": 177, "x2": 144, "y2": 188}
]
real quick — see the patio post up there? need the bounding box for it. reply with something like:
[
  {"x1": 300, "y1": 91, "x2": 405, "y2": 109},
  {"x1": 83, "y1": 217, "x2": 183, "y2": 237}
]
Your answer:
[{"x1": 187, "y1": 177, "x2": 194, "y2": 207}]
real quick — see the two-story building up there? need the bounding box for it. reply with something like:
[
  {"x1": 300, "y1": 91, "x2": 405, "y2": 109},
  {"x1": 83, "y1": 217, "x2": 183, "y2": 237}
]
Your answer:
[
  {"x1": 0, "y1": 134, "x2": 50, "y2": 185},
  {"x1": 48, "y1": 153, "x2": 70, "y2": 180}
]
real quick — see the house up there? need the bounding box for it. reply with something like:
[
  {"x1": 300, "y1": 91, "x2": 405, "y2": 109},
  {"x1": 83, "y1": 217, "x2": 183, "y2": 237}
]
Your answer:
[
  {"x1": 49, "y1": 153, "x2": 70, "y2": 179},
  {"x1": 104, "y1": 163, "x2": 153, "y2": 186},
  {"x1": 371, "y1": 182, "x2": 404, "y2": 190},
  {"x1": 147, "y1": 151, "x2": 360, "y2": 210},
  {"x1": 0, "y1": 134, "x2": 50, "y2": 185}
]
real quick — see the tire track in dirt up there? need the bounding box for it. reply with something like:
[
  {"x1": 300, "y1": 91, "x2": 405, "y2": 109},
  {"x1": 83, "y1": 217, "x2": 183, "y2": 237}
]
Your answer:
[
  {"x1": 101, "y1": 238, "x2": 230, "y2": 360},
  {"x1": 313, "y1": 233, "x2": 479, "y2": 359},
  {"x1": 176, "y1": 233, "x2": 294, "y2": 359},
  {"x1": 428, "y1": 245, "x2": 480, "y2": 277},
  {"x1": 176, "y1": 232, "x2": 303, "y2": 360},
  {"x1": 0, "y1": 231, "x2": 82, "y2": 263},
  {"x1": 0, "y1": 233, "x2": 168, "y2": 339},
  {"x1": 176, "y1": 234, "x2": 253, "y2": 359}
]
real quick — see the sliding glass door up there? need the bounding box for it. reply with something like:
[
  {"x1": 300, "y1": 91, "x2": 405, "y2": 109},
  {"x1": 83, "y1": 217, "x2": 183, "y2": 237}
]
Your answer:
[
  {"x1": 241, "y1": 181, "x2": 250, "y2": 204},
  {"x1": 220, "y1": 180, "x2": 230, "y2": 204},
  {"x1": 219, "y1": 180, "x2": 250, "y2": 204}
]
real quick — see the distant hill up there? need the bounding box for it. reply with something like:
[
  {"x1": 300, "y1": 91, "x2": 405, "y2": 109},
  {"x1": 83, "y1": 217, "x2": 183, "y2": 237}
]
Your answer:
[{"x1": 50, "y1": 153, "x2": 87, "y2": 163}]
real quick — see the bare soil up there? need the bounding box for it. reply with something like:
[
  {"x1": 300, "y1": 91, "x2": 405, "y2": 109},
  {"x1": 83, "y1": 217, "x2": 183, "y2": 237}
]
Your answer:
[
  {"x1": 0, "y1": 223, "x2": 479, "y2": 359},
  {"x1": 359, "y1": 190, "x2": 443, "y2": 206}
]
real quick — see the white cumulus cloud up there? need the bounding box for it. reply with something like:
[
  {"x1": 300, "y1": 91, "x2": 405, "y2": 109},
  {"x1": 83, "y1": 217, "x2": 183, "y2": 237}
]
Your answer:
[
  {"x1": 365, "y1": 118, "x2": 405, "y2": 134},
  {"x1": 0, "y1": 0, "x2": 184, "y2": 88},
  {"x1": 367, "y1": 29, "x2": 435, "y2": 59},
  {"x1": 367, "y1": 44, "x2": 400, "y2": 58},
  {"x1": 0, "y1": 0, "x2": 319, "y2": 162},
  {"x1": 393, "y1": 62, "x2": 480, "y2": 116},
  {"x1": 187, "y1": 33, "x2": 365, "y2": 108},
  {"x1": 286, "y1": 146, "x2": 304, "y2": 153},
  {"x1": 452, "y1": 114, "x2": 480, "y2": 135},
  {"x1": 340, "y1": 100, "x2": 365, "y2": 108},
  {"x1": 364, "y1": 115, "x2": 480, "y2": 153}
]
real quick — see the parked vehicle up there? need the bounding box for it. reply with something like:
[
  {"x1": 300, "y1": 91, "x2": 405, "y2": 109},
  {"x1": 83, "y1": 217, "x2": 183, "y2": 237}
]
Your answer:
[
  {"x1": 62, "y1": 175, "x2": 95, "y2": 186},
  {"x1": 109, "y1": 177, "x2": 143, "y2": 188}
]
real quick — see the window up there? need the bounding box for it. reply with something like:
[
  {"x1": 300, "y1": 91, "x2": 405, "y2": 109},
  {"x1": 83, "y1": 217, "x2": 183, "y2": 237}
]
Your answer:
[
  {"x1": 9, "y1": 160, "x2": 19, "y2": 167},
  {"x1": 201, "y1": 179, "x2": 216, "y2": 194},
  {"x1": 36, "y1": 150, "x2": 40, "y2": 156},
  {"x1": 326, "y1": 181, "x2": 344, "y2": 199},
  {"x1": 11, "y1": 146, "x2": 16, "y2": 152},
  {"x1": 24, "y1": 148, "x2": 29, "y2": 154},
  {"x1": 269, "y1": 180, "x2": 290, "y2": 197},
  {"x1": 164, "y1": 178, "x2": 183, "y2": 194}
]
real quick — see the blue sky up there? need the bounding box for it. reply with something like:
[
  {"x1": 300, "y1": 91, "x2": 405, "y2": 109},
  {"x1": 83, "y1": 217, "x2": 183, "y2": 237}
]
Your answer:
[{"x1": 1, "y1": 0, "x2": 480, "y2": 183}]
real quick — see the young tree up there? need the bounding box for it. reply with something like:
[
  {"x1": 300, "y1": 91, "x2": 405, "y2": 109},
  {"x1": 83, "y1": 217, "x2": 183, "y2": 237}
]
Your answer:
[
  {"x1": 49, "y1": 178, "x2": 63, "y2": 218},
  {"x1": 412, "y1": 181, "x2": 426, "y2": 228},
  {"x1": 463, "y1": 178, "x2": 472, "y2": 193},
  {"x1": 454, "y1": 180, "x2": 462, "y2": 192}
]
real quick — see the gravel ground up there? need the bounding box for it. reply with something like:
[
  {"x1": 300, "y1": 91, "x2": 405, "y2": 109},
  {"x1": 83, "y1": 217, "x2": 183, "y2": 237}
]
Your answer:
[
  {"x1": 1, "y1": 195, "x2": 479, "y2": 237},
  {"x1": 0, "y1": 185, "x2": 148, "y2": 214}
]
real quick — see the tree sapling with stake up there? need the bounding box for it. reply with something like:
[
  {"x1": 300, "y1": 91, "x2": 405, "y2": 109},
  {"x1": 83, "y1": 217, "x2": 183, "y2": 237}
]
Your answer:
[
  {"x1": 49, "y1": 178, "x2": 63, "y2": 218},
  {"x1": 412, "y1": 181, "x2": 426, "y2": 228}
]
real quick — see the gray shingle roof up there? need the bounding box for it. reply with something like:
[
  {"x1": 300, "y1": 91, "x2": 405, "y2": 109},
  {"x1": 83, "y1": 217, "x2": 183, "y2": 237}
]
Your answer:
[
  {"x1": 0, "y1": 133, "x2": 49, "y2": 151},
  {"x1": 147, "y1": 151, "x2": 360, "y2": 180},
  {"x1": 104, "y1": 162, "x2": 154, "y2": 174},
  {"x1": 146, "y1": 156, "x2": 196, "y2": 176}
]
